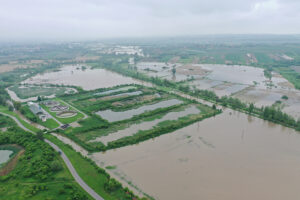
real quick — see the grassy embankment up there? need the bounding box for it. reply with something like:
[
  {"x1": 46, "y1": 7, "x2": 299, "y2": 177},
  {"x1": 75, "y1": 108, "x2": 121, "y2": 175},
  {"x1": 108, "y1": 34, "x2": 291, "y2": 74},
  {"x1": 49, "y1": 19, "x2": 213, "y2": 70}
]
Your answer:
[
  {"x1": 0, "y1": 105, "x2": 39, "y2": 133},
  {"x1": 45, "y1": 134, "x2": 150, "y2": 200}
]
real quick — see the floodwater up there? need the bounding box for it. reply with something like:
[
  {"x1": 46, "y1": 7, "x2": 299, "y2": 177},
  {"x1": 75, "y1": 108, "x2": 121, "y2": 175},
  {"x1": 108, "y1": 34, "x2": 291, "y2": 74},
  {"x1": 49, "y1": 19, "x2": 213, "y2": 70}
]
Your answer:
[
  {"x1": 0, "y1": 150, "x2": 13, "y2": 165},
  {"x1": 138, "y1": 62, "x2": 300, "y2": 117},
  {"x1": 94, "y1": 86, "x2": 136, "y2": 96},
  {"x1": 91, "y1": 109, "x2": 300, "y2": 200},
  {"x1": 22, "y1": 65, "x2": 138, "y2": 90},
  {"x1": 95, "y1": 99, "x2": 183, "y2": 122},
  {"x1": 90, "y1": 105, "x2": 200, "y2": 145}
]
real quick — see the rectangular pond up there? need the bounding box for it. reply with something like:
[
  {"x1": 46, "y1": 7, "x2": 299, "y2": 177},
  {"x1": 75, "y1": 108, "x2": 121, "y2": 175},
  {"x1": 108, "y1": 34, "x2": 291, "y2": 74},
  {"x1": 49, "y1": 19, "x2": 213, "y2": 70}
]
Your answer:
[{"x1": 95, "y1": 99, "x2": 183, "y2": 122}]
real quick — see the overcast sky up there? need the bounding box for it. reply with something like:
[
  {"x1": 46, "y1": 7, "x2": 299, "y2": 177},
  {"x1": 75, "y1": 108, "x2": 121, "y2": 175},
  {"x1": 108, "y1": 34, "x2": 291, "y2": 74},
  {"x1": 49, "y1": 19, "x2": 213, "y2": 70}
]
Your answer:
[{"x1": 0, "y1": 0, "x2": 300, "y2": 41}]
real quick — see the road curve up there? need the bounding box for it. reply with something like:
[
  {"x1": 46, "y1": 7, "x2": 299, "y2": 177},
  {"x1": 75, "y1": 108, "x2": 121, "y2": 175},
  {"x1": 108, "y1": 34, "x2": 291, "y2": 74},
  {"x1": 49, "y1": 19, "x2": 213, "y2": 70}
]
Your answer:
[
  {"x1": 45, "y1": 140, "x2": 104, "y2": 200},
  {"x1": 0, "y1": 111, "x2": 103, "y2": 200}
]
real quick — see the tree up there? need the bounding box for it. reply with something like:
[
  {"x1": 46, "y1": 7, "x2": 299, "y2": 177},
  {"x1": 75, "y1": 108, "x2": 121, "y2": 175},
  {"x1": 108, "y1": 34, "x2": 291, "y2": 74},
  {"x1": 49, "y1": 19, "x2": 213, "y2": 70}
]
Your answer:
[
  {"x1": 248, "y1": 103, "x2": 254, "y2": 114},
  {"x1": 36, "y1": 131, "x2": 44, "y2": 140},
  {"x1": 172, "y1": 65, "x2": 176, "y2": 75},
  {"x1": 8, "y1": 105, "x2": 14, "y2": 111}
]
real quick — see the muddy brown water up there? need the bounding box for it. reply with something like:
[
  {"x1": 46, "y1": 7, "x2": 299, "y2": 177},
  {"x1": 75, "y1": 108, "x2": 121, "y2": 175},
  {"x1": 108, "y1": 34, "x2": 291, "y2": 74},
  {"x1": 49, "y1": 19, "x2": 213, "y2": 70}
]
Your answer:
[
  {"x1": 22, "y1": 65, "x2": 139, "y2": 90},
  {"x1": 91, "y1": 109, "x2": 300, "y2": 200}
]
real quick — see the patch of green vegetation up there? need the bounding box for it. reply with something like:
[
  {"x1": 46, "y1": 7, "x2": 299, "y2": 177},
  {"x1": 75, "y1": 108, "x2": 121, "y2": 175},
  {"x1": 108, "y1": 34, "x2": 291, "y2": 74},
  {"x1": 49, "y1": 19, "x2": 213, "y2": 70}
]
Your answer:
[
  {"x1": 0, "y1": 106, "x2": 39, "y2": 133},
  {"x1": 45, "y1": 134, "x2": 150, "y2": 200},
  {"x1": 0, "y1": 120, "x2": 90, "y2": 200},
  {"x1": 275, "y1": 67, "x2": 300, "y2": 89},
  {"x1": 105, "y1": 165, "x2": 117, "y2": 170}
]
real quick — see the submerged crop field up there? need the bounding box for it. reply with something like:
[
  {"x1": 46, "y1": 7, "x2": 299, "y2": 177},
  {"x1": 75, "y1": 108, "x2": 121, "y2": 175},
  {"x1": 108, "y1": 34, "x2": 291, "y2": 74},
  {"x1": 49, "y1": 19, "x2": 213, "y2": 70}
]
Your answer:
[{"x1": 59, "y1": 84, "x2": 220, "y2": 152}]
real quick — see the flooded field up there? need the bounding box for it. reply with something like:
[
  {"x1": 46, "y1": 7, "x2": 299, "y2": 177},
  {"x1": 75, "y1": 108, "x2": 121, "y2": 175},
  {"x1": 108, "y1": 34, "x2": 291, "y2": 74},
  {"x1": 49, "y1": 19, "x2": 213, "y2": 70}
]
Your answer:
[
  {"x1": 137, "y1": 62, "x2": 300, "y2": 118},
  {"x1": 90, "y1": 105, "x2": 200, "y2": 145},
  {"x1": 23, "y1": 65, "x2": 138, "y2": 90},
  {"x1": 91, "y1": 109, "x2": 300, "y2": 200},
  {"x1": 0, "y1": 150, "x2": 13, "y2": 165},
  {"x1": 96, "y1": 99, "x2": 183, "y2": 122}
]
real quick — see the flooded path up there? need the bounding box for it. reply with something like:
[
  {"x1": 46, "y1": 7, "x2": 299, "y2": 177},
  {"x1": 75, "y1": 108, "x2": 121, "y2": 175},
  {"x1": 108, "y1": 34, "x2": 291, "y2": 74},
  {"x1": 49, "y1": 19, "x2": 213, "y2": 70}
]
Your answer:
[{"x1": 91, "y1": 109, "x2": 300, "y2": 200}]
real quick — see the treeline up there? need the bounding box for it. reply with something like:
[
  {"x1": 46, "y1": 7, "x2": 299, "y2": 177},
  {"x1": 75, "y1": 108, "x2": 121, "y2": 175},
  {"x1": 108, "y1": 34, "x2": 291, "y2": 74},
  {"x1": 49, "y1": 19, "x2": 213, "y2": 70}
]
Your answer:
[
  {"x1": 0, "y1": 84, "x2": 10, "y2": 106},
  {"x1": 195, "y1": 90, "x2": 300, "y2": 131}
]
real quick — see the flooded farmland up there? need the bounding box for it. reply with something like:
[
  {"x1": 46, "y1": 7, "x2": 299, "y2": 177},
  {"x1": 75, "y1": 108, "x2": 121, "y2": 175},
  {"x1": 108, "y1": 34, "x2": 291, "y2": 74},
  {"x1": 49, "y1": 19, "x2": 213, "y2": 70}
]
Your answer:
[
  {"x1": 90, "y1": 105, "x2": 201, "y2": 144},
  {"x1": 23, "y1": 65, "x2": 138, "y2": 90},
  {"x1": 137, "y1": 62, "x2": 300, "y2": 118},
  {"x1": 91, "y1": 109, "x2": 300, "y2": 200},
  {"x1": 96, "y1": 99, "x2": 183, "y2": 122}
]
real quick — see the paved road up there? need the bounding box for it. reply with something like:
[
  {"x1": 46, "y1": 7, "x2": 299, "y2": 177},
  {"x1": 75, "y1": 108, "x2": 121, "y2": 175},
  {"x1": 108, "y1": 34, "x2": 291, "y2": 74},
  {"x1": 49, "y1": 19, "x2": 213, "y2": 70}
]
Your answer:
[
  {"x1": 0, "y1": 112, "x2": 33, "y2": 133},
  {"x1": 0, "y1": 111, "x2": 103, "y2": 200},
  {"x1": 45, "y1": 140, "x2": 104, "y2": 200}
]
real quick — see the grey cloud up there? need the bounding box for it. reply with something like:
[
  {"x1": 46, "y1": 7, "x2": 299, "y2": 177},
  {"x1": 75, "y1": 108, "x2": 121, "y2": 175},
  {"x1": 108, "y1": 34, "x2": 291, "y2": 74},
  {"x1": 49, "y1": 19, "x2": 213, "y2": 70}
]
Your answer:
[{"x1": 0, "y1": 0, "x2": 299, "y2": 41}]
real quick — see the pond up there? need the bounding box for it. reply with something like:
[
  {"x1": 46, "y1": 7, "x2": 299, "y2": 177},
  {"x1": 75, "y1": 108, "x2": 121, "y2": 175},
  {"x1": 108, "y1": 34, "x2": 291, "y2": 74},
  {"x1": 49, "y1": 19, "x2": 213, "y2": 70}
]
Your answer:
[
  {"x1": 95, "y1": 99, "x2": 183, "y2": 122},
  {"x1": 91, "y1": 109, "x2": 300, "y2": 200},
  {"x1": 0, "y1": 150, "x2": 13, "y2": 166}
]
